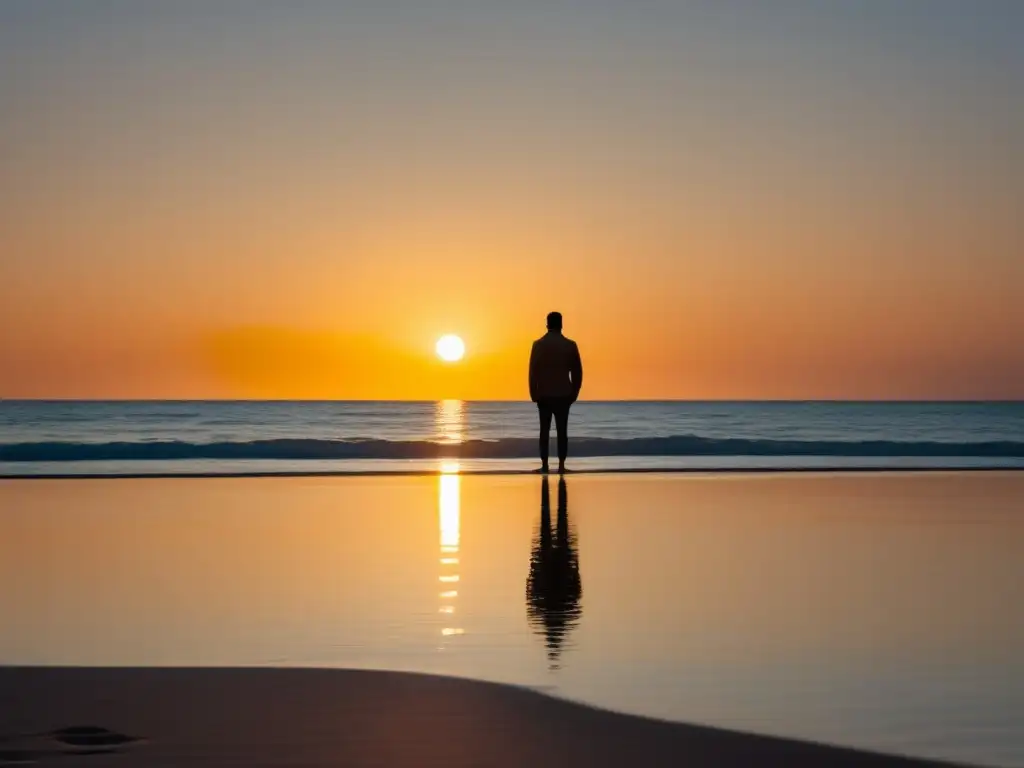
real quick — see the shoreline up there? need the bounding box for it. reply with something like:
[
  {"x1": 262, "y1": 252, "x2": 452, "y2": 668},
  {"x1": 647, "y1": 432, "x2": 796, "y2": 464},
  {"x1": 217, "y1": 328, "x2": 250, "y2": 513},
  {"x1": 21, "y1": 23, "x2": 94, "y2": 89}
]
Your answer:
[
  {"x1": 0, "y1": 667, "x2": 969, "y2": 767},
  {"x1": 1, "y1": 465, "x2": 1022, "y2": 480}
]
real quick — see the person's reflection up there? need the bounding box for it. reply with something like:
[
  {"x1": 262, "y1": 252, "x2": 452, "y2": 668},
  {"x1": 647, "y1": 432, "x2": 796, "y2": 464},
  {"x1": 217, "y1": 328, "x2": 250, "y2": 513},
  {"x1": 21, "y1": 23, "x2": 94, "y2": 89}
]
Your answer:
[{"x1": 526, "y1": 476, "x2": 582, "y2": 669}]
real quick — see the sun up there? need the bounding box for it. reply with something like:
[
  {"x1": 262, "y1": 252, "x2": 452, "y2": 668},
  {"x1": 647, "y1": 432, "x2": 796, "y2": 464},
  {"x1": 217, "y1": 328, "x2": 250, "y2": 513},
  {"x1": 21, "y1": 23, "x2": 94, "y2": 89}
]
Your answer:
[{"x1": 435, "y1": 334, "x2": 465, "y2": 362}]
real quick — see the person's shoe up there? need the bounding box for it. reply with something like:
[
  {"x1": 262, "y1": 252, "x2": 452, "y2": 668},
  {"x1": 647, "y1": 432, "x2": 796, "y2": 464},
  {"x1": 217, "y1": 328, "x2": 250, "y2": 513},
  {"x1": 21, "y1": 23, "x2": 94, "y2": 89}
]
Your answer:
[
  {"x1": 557, "y1": 462, "x2": 567, "y2": 474},
  {"x1": 534, "y1": 464, "x2": 550, "y2": 474}
]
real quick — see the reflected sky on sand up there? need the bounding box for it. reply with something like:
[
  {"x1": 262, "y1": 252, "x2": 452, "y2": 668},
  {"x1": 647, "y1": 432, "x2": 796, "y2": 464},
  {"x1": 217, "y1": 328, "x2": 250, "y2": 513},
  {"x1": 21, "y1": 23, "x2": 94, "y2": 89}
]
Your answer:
[{"x1": 1, "y1": 472, "x2": 1022, "y2": 766}]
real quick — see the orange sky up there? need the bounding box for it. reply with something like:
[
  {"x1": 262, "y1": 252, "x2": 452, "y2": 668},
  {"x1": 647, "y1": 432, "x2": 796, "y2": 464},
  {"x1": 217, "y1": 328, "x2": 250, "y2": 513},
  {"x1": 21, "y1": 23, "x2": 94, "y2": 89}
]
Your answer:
[{"x1": 1, "y1": 3, "x2": 1021, "y2": 399}]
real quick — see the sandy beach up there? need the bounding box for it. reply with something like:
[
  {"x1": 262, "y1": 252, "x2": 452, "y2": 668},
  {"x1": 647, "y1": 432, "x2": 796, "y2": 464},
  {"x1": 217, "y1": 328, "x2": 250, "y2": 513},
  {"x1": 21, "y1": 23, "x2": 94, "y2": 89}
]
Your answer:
[{"x1": 0, "y1": 667, "x2": 967, "y2": 767}]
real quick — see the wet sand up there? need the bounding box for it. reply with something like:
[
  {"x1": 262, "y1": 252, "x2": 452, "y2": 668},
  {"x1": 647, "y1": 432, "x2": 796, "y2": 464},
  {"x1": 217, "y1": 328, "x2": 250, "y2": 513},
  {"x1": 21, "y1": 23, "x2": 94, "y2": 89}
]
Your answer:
[
  {"x1": 2, "y1": 473, "x2": 1020, "y2": 765},
  {"x1": 0, "y1": 667, "x2": 965, "y2": 767}
]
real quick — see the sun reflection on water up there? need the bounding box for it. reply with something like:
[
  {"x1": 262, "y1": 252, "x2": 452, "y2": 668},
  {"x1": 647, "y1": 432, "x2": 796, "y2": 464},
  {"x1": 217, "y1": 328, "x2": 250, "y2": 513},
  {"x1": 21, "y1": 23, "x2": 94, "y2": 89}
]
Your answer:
[
  {"x1": 438, "y1": 461, "x2": 463, "y2": 639},
  {"x1": 435, "y1": 400, "x2": 465, "y2": 444}
]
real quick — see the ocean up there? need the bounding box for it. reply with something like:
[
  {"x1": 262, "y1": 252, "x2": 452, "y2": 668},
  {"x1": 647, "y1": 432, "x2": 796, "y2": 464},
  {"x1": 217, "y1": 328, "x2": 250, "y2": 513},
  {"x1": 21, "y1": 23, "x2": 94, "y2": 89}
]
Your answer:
[{"x1": 1, "y1": 400, "x2": 1023, "y2": 476}]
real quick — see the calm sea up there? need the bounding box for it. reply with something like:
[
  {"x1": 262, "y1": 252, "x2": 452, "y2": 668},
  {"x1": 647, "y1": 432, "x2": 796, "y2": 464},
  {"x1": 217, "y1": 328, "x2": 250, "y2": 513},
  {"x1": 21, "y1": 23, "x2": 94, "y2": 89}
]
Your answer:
[{"x1": 1, "y1": 400, "x2": 1023, "y2": 476}]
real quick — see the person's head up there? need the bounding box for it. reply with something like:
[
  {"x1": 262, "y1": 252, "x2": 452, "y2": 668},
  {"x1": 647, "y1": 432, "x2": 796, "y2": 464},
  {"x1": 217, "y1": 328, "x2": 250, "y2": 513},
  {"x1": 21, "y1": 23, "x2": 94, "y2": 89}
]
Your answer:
[{"x1": 546, "y1": 311, "x2": 563, "y2": 332}]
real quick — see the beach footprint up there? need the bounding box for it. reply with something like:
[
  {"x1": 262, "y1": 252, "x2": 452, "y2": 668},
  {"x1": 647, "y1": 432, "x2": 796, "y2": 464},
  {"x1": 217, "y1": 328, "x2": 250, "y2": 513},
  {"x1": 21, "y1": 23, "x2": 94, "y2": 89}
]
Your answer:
[{"x1": 0, "y1": 726, "x2": 144, "y2": 764}]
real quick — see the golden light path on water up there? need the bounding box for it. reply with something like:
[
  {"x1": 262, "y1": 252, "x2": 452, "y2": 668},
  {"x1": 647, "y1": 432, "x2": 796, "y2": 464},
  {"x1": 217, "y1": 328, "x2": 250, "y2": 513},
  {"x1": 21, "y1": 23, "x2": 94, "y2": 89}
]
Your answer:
[
  {"x1": 436, "y1": 399, "x2": 465, "y2": 640},
  {"x1": 435, "y1": 399, "x2": 465, "y2": 444},
  {"x1": 438, "y1": 462, "x2": 463, "y2": 638},
  {"x1": 436, "y1": 402, "x2": 464, "y2": 562}
]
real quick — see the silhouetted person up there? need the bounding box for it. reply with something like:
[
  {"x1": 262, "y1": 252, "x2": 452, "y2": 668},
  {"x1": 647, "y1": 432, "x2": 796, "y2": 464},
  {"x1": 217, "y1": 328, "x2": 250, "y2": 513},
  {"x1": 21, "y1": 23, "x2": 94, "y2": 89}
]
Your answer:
[
  {"x1": 526, "y1": 476, "x2": 582, "y2": 670},
  {"x1": 529, "y1": 311, "x2": 583, "y2": 474}
]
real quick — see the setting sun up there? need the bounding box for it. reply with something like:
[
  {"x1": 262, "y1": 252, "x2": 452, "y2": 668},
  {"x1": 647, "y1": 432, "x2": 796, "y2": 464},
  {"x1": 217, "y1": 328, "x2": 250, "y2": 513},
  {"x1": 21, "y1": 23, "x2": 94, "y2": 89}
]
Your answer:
[{"x1": 435, "y1": 334, "x2": 466, "y2": 362}]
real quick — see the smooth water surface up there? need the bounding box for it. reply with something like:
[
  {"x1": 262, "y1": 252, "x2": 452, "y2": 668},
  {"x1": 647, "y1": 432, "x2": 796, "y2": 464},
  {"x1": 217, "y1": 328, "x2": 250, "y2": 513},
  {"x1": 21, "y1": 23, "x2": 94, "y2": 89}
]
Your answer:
[{"x1": 1, "y1": 472, "x2": 1022, "y2": 765}]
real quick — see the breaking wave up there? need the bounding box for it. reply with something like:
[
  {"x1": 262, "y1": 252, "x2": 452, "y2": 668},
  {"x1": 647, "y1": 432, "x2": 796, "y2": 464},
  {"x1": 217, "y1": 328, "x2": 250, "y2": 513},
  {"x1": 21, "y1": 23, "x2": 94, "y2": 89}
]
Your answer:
[{"x1": 2, "y1": 436, "x2": 1023, "y2": 462}]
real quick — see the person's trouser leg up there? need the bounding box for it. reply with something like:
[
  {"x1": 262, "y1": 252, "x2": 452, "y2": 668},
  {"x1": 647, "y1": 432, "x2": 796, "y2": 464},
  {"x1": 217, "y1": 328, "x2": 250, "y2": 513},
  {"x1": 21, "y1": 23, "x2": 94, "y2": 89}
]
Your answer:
[
  {"x1": 537, "y1": 402, "x2": 553, "y2": 468},
  {"x1": 554, "y1": 400, "x2": 571, "y2": 467}
]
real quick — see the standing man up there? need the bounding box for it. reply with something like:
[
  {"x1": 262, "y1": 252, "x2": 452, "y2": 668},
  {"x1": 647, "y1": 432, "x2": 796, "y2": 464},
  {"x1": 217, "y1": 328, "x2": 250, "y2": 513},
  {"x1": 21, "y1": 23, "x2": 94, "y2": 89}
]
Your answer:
[{"x1": 529, "y1": 311, "x2": 583, "y2": 474}]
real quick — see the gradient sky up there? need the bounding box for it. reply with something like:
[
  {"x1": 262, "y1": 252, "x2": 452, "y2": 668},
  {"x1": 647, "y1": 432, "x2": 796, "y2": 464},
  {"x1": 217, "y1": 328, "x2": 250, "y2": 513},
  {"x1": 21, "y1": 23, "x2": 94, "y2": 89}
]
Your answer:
[{"x1": 1, "y1": 1, "x2": 1021, "y2": 399}]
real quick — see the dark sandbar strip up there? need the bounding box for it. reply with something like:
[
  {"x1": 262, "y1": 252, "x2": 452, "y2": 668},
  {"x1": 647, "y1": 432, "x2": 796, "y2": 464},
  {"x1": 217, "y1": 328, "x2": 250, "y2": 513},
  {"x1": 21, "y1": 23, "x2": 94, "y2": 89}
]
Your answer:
[{"x1": 0, "y1": 667, "x2": 970, "y2": 767}]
